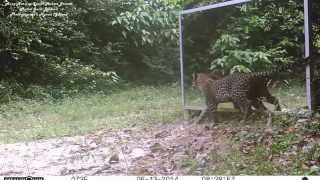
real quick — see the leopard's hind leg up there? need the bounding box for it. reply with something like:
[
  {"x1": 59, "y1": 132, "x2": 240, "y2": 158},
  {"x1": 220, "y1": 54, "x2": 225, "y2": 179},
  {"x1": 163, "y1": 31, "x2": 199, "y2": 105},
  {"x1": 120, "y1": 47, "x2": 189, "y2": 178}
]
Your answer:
[
  {"x1": 265, "y1": 95, "x2": 281, "y2": 111},
  {"x1": 232, "y1": 102, "x2": 241, "y2": 110},
  {"x1": 252, "y1": 99, "x2": 274, "y2": 130},
  {"x1": 251, "y1": 99, "x2": 267, "y2": 111},
  {"x1": 259, "y1": 88, "x2": 281, "y2": 111}
]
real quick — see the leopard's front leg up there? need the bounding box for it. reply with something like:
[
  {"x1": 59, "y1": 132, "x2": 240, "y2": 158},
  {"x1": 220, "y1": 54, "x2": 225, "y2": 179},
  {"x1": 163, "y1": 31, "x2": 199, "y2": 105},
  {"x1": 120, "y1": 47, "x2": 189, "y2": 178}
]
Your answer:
[
  {"x1": 207, "y1": 100, "x2": 218, "y2": 124},
  {"x1": 197, "y1": 98, "x2": 218, "y2": 124},
  {"x1": 236, "y1": 98, "x2": 252, "y2": 121},
  {"x1": 196, "y1": 108, "x2": 209, "y2": 124}
]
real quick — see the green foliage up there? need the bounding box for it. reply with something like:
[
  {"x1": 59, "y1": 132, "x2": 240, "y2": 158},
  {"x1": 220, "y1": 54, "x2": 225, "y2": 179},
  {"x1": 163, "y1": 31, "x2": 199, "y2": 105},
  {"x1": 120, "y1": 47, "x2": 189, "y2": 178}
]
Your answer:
[
  {"x1": 209, "y1": 0, "x2": 305, "y2": 74},
  {"x1": 271, "y1": 133, "x2": 297, "y2": 154},
  {"x1": 111, "y1": 0, "x2": 178, "y2": 47},
  {"x1": 0, "y1": 81, "x2": 21, "y2": 103},
  {"x1": 51, "y1": 58, "x2": 119, "y2": 91},
  {"x1": 0, "y1": 0, "x2": 122, "y2": 101},
  {"x1": 1, "y1": 0, "x2": 319, "y2": 101},
  {"x1": 210, "y1": 34, "x2": 289, "y2": 73},
  {"x1": 183, "y1": 0, "x2": 320, "y2": 74},
  {"x1": 0, "y1": 0, "x2": 180, "y2": 101},
  {"x1": 109, "y1": 0, "x2": 180, "y2": 78}
]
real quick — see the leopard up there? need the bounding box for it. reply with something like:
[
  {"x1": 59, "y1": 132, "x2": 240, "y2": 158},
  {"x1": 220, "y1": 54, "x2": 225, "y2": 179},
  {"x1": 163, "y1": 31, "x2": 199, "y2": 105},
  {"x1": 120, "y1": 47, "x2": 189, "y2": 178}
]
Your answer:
[
  {"x1": 193, "y1": 71, "x2": 281, "y2": 111},
  {"x1": 192, "y1": 72, "x2": 241, "y2": 110},
  {"x1": 192, "y1": 72, "x2": 254, "y2": 124},
  {"x1": 192, "y1": 57, "x2": 311, "y2": 125}
]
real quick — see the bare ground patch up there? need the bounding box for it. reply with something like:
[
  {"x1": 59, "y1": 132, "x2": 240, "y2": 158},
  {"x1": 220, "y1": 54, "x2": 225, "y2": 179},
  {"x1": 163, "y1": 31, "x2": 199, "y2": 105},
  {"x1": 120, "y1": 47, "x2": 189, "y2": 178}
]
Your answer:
[
  {"x1": 0, "y1": 119, "x2": 233, "y2": 176},
  {"x1": 1, "y1": 111, "x2": 319, "y2": 176}
]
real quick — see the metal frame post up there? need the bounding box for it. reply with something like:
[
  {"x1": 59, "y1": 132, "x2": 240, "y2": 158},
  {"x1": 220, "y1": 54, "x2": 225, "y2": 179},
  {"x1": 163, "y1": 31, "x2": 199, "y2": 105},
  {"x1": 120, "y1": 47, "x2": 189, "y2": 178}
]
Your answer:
[
  {"x1": 304, "y1": 0, "x2": 313, "y2": 110},
  {"x1": 179, "y1": 14, "x2": 185, "y2": 115},
  {"x1": 181, "y1": 0, "x2": 251, "y2": 15}
]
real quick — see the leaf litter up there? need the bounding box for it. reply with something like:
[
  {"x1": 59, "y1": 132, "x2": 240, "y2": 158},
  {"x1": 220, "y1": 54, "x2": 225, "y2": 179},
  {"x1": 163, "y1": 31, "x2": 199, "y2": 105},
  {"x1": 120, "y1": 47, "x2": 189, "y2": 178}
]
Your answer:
[
  {"x1": 0, "y1": 112, "x2": 320, "y2": 175},
  {"x1": 0, "y1": 119, "x2": 233, "y2": 175}
]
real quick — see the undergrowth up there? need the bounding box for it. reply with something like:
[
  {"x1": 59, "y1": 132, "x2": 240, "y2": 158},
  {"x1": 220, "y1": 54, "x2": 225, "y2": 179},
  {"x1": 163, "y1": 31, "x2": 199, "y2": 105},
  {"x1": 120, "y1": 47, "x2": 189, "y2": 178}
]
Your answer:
[{"x1": 0, "y1": 83, "x2": 182, "y2": 143}]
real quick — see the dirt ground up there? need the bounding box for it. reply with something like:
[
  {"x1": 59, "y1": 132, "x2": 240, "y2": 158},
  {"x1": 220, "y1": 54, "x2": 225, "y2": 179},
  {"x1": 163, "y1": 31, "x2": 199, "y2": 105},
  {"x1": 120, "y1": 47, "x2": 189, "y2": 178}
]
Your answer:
[
  {"x1": 0, "y1": 119, "x2": 235, "y2": 176},
  {"x1": 1, "y1": 106, "x2": 319, "y2": 176}
]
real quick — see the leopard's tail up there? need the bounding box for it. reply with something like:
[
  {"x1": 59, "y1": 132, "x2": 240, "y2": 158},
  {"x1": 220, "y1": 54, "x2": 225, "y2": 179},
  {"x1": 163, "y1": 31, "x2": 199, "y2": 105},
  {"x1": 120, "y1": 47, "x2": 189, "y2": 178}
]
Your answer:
[{"x1": 252, "y1": 56, "x2": 312, "y2": 78}]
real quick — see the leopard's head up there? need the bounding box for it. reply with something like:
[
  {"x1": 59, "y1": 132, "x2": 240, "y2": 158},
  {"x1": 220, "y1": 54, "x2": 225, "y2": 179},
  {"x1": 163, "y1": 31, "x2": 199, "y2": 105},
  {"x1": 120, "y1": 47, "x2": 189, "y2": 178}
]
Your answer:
[
  {"x1": 192, "y1": 71, "x2": 224, "y2": 89},
  {"x1": 192, "y1": 73, "x2": 212, "y2": 90}
]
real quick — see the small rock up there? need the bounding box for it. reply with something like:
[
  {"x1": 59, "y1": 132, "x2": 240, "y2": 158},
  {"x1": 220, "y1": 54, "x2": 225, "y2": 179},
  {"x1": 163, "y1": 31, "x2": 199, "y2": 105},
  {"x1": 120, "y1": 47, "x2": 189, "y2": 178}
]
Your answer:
[
  {"x1": 309, "y1": 161, "x2": 317, "y2": 165},
  {"x1": 264, "y1": 128, "x2": 273, "y2": 134},
  {"x1": 109, "y1": 154, "x2": 119, "y2": 164},
  {"x1": 134, "y1": 166, "x2": 152, "y2": 175},
  {"x1": 123, "y1": 129, "x2": 132, "y2": 133},
  {"x1": 204, "y1": 125, "x2": 210, "y2": 131},
  {"x1": 92, "y1": 165, "x2": 111, "y2": 175},
  {"x1": 149, "y1": 143, "x2": 164, "y2": 153},
  {"x1": 121, "y1": 145, "x2": 131, "y2": 154},
  {"x1": 294, "y1": 123, "x2": 304, "y2": 129},
  {"x1": 155, "y1": 130, "x2": 170, "y2": 138},
  {"x1": 302, "y1": 142, "x2": 316, "y2": 154},
  {"x1": 310, "y1": 165, "x2": 320, "y2": 173},
  {"x1": 297, "y1": 119, "x2": 308, "y2": 123},
  {"x1": 130, "y1": 148, "x2": 146, "y2": 159},
  {"x1": 196, "y1": 153, "x2": 208, "y2": 166},
  {"x1": 146, "y1": 153, "x2": 155, "y2": 158},
  {"x1": 301, "y1": 163, "x2": 310, "y2": 170},
  {"x1": 175, "y1": 144, "x2": 185, "y2": 152}
]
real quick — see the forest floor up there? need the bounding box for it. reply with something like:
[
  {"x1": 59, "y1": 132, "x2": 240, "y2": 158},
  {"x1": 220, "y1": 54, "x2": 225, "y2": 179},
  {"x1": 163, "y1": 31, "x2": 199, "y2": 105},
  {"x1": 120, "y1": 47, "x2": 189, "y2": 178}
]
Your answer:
[
  {"x1": 0, "y1": 84, "x2": 320, "y2": 175},
  {"x1": 1, "y1": 110, "x2": 320, "y2": 175}
]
